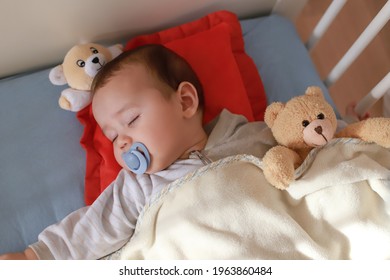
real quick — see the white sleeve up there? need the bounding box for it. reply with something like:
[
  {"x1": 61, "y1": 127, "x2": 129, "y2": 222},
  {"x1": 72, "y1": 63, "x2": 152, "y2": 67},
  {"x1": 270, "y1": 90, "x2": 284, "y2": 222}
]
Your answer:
[{"x1": 29, "y1": 170, "x2": 147, "y2": 259}]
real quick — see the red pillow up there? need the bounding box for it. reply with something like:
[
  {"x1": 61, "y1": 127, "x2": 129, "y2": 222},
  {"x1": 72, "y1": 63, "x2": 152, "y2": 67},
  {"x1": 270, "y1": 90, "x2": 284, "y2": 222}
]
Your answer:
[{"x1": 77, "y1": 10, "x2": 266, "y2": 205}]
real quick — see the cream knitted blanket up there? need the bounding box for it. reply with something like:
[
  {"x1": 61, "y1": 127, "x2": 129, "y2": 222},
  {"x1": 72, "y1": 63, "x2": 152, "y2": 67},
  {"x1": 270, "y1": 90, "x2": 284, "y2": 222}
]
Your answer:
[{"x1": 117, "y1": 139, "x2": 390, "y2": 259}]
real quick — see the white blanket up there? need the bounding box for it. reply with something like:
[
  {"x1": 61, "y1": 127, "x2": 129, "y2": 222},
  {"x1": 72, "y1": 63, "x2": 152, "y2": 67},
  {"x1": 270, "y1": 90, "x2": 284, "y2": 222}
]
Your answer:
[{"x1": 116, "y1": 138, "x2": 390, "y2": 259}]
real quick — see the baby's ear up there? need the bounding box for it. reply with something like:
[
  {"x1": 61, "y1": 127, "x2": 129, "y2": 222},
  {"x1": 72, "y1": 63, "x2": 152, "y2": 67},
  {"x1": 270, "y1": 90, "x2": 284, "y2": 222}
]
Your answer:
[
  {"x1": 264, "y1": 102, "x2": 284, "y2": 128},
  {"x1": 177, "y1": 82, "x2": 199, "y2": 118}
]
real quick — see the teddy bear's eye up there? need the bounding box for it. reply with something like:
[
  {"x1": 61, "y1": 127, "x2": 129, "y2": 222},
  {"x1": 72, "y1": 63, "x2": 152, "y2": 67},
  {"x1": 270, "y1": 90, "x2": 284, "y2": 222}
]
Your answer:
[
  {"x1": 76, "y1": 60, "x2": 85, "y2": 68},
  {"x1": 317, "y1": 113, "x2": 325, "y2": 120},
  {"x1": 90, "y1": 47, "x2": 99, "y2": 54},
  {"x1": 302, "y1": 120, "x2": 310, "y2": 127}
]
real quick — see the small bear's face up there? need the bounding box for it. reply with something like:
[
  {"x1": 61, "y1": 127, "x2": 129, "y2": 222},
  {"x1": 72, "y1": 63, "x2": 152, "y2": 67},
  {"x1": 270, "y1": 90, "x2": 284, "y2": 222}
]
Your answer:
[
  {"x1": 265, "y1": 87, "x2": 337, "y2": 150},
  {"x1": 63, "y1": 43, "x2": 112, "y2": 90}
]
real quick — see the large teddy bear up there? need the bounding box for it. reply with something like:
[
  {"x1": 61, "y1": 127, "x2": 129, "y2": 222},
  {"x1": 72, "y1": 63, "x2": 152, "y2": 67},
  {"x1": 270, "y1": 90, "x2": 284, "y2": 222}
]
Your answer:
[
  {"x1": 49, "y1": 43, "x2": 123, "y2": 112},
  {"x1": 262, "y1": 86, "x2": 390, "y2": 189}
]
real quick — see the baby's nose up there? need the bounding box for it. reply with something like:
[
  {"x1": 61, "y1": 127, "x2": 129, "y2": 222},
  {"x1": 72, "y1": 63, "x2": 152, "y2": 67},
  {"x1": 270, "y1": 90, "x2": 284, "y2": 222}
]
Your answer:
[{"x1": 118, "y1": 135, "x2": 132, "y2": 150}]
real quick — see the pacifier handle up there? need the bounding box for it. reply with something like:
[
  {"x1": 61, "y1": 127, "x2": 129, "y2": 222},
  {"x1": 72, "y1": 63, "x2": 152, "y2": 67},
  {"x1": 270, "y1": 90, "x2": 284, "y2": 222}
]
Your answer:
[{"x1": 122, "y1": 142, "x2": 151, "y2": 175}]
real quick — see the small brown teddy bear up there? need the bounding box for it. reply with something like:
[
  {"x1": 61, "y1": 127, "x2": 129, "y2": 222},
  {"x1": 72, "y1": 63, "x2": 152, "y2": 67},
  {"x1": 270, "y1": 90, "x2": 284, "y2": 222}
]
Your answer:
[
  {"x1": 262, "y1": 86, "x2": 390, "y2": 189},
  {"x1": 49, "y1": 43, "x2": 123, "y2": 112}
]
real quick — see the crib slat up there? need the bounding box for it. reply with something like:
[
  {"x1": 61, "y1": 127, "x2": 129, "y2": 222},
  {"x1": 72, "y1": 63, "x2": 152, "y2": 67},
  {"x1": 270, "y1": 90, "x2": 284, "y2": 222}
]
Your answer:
[
  {"x1": 306, "y1": 0, "x2": 347, "y2": 50},
  {"x1": 324, "y1": 1, "x2": 390, "y2": 87},
  {"x1": 355, "y1": 72, "x2": 390, "y2": 117}
]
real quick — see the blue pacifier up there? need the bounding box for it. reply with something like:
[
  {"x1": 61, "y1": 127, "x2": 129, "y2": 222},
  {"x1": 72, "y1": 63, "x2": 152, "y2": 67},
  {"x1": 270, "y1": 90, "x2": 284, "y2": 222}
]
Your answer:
[{"x1": 122, "y1": 142, "x2": 151, "y2": 175}]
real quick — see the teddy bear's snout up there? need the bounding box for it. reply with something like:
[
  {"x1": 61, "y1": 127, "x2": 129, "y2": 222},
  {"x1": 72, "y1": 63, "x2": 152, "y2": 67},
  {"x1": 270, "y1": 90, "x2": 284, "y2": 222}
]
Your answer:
[
  {"x1": 315, "y1": 126, "x2": 322, "y2": 134},
  {"x1": 84, "y1": 53, "x2": 106, "y2": 77},
  {"x1": 303, "y1": 119, "x2": 334, "y2": 147},
  {"x1": 92, "y1": 57, "x2": 100, "y2": 64}
]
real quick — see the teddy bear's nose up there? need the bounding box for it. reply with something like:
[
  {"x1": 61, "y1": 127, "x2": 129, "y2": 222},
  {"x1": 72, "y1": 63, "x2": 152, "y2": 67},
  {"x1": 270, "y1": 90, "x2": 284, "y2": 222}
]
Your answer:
[
  {"x1": 315, "y1": 126, "x2": 323, "y2": 134},
  {"x1": 92, "y1": 57, "x2": 100, "y2": 64}
]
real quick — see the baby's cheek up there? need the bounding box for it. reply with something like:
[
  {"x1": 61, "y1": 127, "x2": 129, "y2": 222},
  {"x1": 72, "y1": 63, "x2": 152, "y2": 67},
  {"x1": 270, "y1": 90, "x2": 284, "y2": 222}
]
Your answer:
[{"x1": 113, "y1": 148, "x2": 127, "y2": 170}]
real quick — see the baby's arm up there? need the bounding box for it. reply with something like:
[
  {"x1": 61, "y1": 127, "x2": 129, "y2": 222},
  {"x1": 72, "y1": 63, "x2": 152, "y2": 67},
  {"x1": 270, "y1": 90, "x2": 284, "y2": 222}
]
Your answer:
[
  {"x1": 1, "y1": 170, "x2": 145, "y2": 260},
  {"x1": 31, "y1": 171, "x2": 143, "y2": 259},
  {"x1": 0, "y1": 248, "x2": 38, "y2": 260}
]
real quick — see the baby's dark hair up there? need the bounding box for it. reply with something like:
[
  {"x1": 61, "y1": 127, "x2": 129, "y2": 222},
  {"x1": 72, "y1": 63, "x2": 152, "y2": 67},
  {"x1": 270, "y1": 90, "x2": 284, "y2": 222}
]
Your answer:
[{"x1": 91, "y1": 44, "x2": 204, "y2": 110}]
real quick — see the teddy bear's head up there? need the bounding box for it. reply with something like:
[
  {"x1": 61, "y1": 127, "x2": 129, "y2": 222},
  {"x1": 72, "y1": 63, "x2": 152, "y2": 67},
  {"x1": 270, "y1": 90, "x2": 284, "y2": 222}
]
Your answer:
[
  {"x1": 264, "y1": 86, "x2": 337, "y2": 150},
  {"x1": 49, "y1": 43, "x2": 121, "y2": 91}
]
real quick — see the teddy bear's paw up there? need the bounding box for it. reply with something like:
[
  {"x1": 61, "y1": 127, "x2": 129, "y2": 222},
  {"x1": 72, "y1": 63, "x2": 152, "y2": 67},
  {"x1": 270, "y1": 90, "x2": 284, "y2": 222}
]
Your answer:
[
  {"x1": 58, "y1": 96, "x2": 71, "y2": 111},
  {"x1": 347, "y1": 118, "x2": 390, "y2": 148},
  {"x1": 263, "y1": 155, "x2": 295, "y2": 189},
  {"x1": 368, "y1": 118, "x2": 390, "y2": 148},
  {"x1": 262, "y1": 146, "x2": 301, "y2": 189},
  {"x1": 368, "y1": 133, "x2": 390, "y2": 149},
  {"x1": 264, "y1": 166, "x2": 294, "y2": 190}
]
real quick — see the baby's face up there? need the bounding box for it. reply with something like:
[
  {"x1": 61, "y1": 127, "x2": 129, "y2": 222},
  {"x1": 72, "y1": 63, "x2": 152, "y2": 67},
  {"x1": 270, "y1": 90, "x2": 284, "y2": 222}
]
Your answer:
[{"x1": 92, "y1": 64, "x2": 191, "y2": 174}]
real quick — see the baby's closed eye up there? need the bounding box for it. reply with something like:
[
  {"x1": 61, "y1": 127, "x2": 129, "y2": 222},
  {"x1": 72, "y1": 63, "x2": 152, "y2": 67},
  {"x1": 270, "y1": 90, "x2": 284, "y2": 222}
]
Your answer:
[{"x1": 128, "y1": 115, "x2": 140, "y2": 127}]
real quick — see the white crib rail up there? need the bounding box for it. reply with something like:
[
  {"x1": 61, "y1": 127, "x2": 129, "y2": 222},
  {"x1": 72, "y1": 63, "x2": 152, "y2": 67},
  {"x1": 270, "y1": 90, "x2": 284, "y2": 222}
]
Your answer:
[
  {"x1": 306, "y1": 0, "x2": 390, "y2": 118},
  {"x1": 354, "y1": 72, "x2": 390, "y2": 117},
  {"x1": 324, "y1": 1, "x2": 390, "y2": 87},
  {"x1": 306, "y1": 0, "x2": 346, "y2": 50}
]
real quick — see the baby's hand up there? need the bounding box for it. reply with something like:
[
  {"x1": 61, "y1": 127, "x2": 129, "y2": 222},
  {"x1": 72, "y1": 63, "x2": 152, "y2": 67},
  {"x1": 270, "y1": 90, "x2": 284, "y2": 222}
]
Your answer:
[
  {"x1": 0, "y1": 248, "x2": 38, "y2": 260},
  {"x1": 346, "y1": 102, "x2": 370, "y2": 121}
]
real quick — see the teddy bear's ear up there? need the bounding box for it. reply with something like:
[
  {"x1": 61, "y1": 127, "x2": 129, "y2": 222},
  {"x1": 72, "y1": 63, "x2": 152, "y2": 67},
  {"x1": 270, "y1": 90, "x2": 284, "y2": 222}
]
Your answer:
[
  {"x1": 107, "y1": 44, "x2": 123, "y2": 60},
  {"x1": 264, "y1": 102, "x2": 285, "y2": 128},
  {"x1": 305, "y1": 86, "x2": 324, "y2": 99},
  {"x1": 49, "y1": 65, "x2": 68, "y2": 85}
]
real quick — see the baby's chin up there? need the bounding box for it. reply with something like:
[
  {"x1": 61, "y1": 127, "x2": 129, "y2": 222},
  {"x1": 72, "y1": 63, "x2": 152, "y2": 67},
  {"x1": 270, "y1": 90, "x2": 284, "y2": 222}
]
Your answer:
[{"x1": 145, "y1": 161, "x2": 173, "y2": 174}]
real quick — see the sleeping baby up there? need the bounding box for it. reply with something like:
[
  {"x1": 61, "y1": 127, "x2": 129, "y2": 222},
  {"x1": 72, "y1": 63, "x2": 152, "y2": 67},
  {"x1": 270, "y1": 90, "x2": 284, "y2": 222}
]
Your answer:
[{"x1": 0, "y1": 44, "x2": 274, "y2": 259}]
